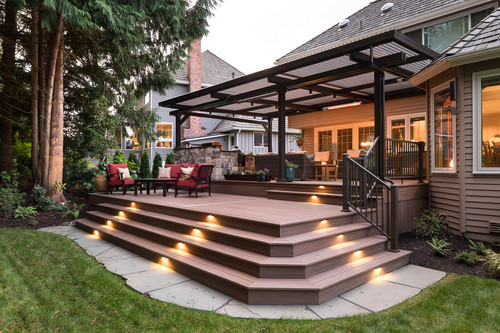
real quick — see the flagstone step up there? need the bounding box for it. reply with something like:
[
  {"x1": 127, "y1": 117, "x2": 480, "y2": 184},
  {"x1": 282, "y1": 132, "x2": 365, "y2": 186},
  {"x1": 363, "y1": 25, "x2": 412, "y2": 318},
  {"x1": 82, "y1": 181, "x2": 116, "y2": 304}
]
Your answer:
[{"x1": 75, "y1": 219, "x2": 409, "y2": 304}]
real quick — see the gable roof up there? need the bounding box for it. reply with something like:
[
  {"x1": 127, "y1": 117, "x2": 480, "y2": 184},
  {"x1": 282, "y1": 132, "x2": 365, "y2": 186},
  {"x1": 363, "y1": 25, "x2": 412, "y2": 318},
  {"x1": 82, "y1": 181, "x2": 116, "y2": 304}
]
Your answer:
[
  {"x1": 446, "y1": 6, "x2": 500, "y2": 56},
  {"x1": 277, "y1": 0, "x2": 490, "y2": 64},
  {"x1": 173, "y1": 50, "x2": 245, "y2": 86},
  {"x1": 211, "y1": 115, "x2": 300, "y2": 134},
  {"x1": 411, "y1": 7, "x2": 500, "y2": 85}
]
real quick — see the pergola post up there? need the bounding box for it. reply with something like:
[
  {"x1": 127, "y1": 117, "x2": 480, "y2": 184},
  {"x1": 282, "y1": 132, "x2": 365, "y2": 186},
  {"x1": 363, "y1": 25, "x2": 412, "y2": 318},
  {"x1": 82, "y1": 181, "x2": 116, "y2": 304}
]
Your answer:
[
  {"x1": 374, "y1": 69, "x2": 386, "y2": 179},
  {"x1": 175, "y1": 114, "x2": 182, "y2": 148},
  {"x1": 267, "y1": 117, "x2": 273, "y2": 153},
  {"x1": 277, "y1": 87, "x2": 286, "y2": 182}
]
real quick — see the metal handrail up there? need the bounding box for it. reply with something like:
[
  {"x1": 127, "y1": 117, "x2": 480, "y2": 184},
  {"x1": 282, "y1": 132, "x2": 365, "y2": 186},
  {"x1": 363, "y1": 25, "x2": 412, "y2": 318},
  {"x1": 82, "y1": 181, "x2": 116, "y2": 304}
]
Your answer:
[
  {"x1": 342, "y1": 153, "x2": 399, "y2": 252},
  {"x1": 385, "y1": 138, "x2": 425, "y2": 183}
]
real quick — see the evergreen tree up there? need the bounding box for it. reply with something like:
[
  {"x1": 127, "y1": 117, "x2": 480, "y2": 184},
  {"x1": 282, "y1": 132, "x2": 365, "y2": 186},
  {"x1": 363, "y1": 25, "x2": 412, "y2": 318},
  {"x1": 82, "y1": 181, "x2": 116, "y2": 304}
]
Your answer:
[
  {"x1": 140, "y1": 151, "x2": 151, "y2": 178},
  {"x1": 165, "y1": 151, "x2": 175, "y2": 165},
  {"x1": 152, "y1": 152, "x2": 163, "y2": 178}
]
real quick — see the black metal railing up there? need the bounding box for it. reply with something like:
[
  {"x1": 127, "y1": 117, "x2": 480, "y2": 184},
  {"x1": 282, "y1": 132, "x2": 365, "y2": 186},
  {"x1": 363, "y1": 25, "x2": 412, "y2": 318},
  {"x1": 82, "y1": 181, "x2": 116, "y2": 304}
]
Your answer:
[
  {"x1": 362, "y1": 137, "x2": 379, "y2": 176},
  {"x1": 342, "y1": 153, "x2": 399, "y2": 252},
  {"x1": 385, "y1": 138, "x2": 425, "y2": 183}
]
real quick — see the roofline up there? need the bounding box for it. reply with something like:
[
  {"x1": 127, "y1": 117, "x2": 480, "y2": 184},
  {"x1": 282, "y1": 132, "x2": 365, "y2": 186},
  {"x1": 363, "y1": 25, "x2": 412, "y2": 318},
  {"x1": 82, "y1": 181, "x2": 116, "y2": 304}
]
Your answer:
[
  {"x1": 174, "y1": 80, "x2": 213, "y2": 88},
  {"x1": 160, "y1": 30, "x2": 439, "y2": 109},
  {"x1": 410, "y1": 46, "x2": 500, "y2": 86},
  {"x1": 181, "y1": 133, "x2": 227, "y2": 142},
  {"x1": 275, "y1": 0, "x2": 494, "y2": 65}
]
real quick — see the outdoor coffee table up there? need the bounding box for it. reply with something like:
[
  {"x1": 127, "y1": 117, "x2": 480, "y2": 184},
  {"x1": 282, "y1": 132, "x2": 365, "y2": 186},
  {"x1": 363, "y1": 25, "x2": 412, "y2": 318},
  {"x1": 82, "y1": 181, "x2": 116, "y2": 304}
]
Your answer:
[{"x1": 134, "y1": 178, "x2": 177, "y2": 197}]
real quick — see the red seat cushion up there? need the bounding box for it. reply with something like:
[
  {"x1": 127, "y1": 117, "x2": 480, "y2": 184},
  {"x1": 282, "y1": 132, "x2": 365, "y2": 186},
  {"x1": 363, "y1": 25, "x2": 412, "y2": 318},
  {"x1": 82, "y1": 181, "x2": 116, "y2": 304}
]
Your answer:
[
  {"x1": 165, "y1": 164, "x2": 183, "y2": 179},
  {"x1": 108, "y1": 164, "x2": 127, "y2": 183},
  {"x1": 108, "y1": 178, "x2": 136, "y2": 186},
  {"x1": 176, "y1": 180, "x2": 209, "y2": 188}
]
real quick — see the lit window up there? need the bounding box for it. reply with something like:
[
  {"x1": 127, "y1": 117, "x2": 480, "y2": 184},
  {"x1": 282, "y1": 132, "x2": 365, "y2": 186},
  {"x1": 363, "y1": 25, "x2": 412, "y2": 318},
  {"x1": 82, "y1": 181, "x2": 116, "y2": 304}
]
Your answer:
[
  {"x1": 317, "y1": 130, "x2": 332, "y2": 152},
  {"x1": 125, "y1": 126, "x2": 141, "y2": 150},
  {"x1": 337, "y1": 128, "x2": 353, "y2": 160},
  {"x1": 358, "y1": 126, "x2": 375, "y2": 149},
  {"x1": 473, "y1": 70, "x2": 500, "y2": 173},
  {"x1": 155, "y1": 123, "x2": 173, "y2": 148},
  {"x1": 432, "y1": 82, "x2": 455, "y2": 172},
  {"x1": 388, "y1": 114, "x2": 426, "y2": 144}
]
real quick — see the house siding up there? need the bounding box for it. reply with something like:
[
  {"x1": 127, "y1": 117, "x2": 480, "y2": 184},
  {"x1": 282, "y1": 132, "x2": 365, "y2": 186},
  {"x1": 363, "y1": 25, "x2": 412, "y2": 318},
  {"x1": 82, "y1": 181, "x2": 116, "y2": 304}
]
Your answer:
[
  {"x1": 462, "y1": 59, "x2": 500, "y2": 239},
  {"x1": 237, "y1": 131, "x2": 299, "y2": 155},
  {"x1": 427, "y1": 68, "x2": 462, "y2": 233}
]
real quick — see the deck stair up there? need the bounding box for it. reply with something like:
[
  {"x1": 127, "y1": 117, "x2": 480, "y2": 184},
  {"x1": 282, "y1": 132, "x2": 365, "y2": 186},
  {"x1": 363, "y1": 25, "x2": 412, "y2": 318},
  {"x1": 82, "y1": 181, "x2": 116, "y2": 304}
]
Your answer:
[
  {"x1": 76, "y1": 194, "x2": 410, "y2": 305},
  {"x1": 266, "y1": 183, "x2": 344, "y2": 205}
]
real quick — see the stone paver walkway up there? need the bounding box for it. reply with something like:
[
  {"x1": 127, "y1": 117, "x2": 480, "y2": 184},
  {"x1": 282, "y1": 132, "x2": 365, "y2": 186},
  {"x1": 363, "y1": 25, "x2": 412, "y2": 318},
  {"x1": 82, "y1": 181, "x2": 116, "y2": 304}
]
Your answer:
[{"x1": 41, "y1": 226, "x2": 446, "y2": 319}]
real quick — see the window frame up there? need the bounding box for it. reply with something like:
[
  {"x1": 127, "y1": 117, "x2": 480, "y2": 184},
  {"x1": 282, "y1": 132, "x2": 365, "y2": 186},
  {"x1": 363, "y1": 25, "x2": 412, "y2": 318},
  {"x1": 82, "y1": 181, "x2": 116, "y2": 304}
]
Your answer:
[
  {"x1": 155, "y1": 122, "x2": 173, "y2": 149},
  {"x1": 253, "y1": 132, "x2": 268, "y2": 148},
  {"x1": 387, "y1": 113, "x2": 427, "y2": 143},
  {"x1": 472, "y1": 68, "x2": 500, "y2": 174},
  {"x1": 430, "y1": 80, "x2": 457, "y2": 174}
]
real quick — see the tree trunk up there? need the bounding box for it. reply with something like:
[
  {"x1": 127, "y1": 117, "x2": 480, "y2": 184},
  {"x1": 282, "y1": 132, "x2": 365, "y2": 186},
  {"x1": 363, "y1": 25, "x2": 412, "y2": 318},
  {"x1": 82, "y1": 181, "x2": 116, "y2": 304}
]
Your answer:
[
  {"x1": 48, "y1": 29, "x2": 65, "y2": 203},
  {"x1": 36, "y1": 11, "x2": 46, "y2": 186},
  {"x1": 31, "y1": 8, "x2": 39, "y2": 181},
  {"x1": 40, "y1": 13, "x2": 63, "y2": 189},
  {"x1": 0, "y1": 0, "x2": 18, "y2": 172}
]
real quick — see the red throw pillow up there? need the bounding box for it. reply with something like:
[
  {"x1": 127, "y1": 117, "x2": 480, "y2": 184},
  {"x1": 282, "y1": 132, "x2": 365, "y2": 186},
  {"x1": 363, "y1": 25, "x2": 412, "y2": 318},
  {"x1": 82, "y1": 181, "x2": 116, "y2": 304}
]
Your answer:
[{"x1": 108, "y1": 164, "x2": 127, "y2": 182}]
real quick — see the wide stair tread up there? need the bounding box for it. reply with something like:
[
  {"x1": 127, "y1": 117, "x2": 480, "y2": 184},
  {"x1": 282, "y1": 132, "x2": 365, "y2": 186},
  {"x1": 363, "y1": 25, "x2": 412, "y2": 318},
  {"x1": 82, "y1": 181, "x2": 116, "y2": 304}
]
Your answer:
[
  {"x1": 76, "y1": 218, "x2": 409, "y2": 304},
  {"x1": 268, "y1": 190, "x2": 342, "y2": 197}
]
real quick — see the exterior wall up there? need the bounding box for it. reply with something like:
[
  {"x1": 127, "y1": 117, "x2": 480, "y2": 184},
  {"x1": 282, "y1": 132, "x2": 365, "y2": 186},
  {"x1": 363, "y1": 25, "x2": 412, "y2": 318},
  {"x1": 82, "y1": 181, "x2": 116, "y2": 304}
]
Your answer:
[
  {"x1": 236, "y1": 131, "x2": 299, "y2": 154},
  {"x1": 461, "y1": 59, "x2": 500, "y2": 241},
  {"x1": 174, "y1": 146, "x2": 238, "y2": 180},
  {"x1": 288, "y1": 95, "x2": 427, "y2": 155}
]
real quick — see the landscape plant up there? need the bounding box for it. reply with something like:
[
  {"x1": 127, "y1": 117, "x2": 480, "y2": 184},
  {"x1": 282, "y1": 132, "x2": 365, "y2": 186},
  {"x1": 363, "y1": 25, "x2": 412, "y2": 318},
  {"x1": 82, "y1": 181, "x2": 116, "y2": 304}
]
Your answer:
[
  {"x1": 61, "y1": 202, "x2": 86, "y2": 220},
  {"x1": 482, "y1": 250, "x2": 500, "y2": 277},
  {"x1": 0, "y1": 171, "x2": 24, "y2": 217},
  {"x1": 152, "y1": 153, "x2": 163, "y2": 178},
  {"x1": 165, "y1": 151, "x2": 175, "y2": 165},
  {"x1": 139, "y1": 151, "x2": 151, "y2": 178},
  {"x1": 468, "y1": 239, "x2": 488, "y2": 255},
  {"x1": 453, "y1": 250, "x2": 481, "y2": 266},
  {"x1": 414, "y1": 209, "x2": 448, "y2": 239},
  {"x1": 427, "y1": 237, "x2": 451, "y2": 257},
  {"x1": 14, "y1": 206, "x2": 38, "y2": 219},
  {"x1": 112, "y1": 151, "x2": 127, "y2": 165},
  {"x1": 127, "y1": 153, "x2": 138, "y2": 178}
]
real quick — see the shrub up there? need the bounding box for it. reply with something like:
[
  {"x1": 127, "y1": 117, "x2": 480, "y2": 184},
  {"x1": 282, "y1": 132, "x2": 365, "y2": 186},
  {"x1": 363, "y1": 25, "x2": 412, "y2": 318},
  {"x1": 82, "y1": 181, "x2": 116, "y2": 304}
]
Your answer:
[
  {"x1": 0, "y1": 171, "x2": 24, "y2": 217},
  {"x1": 468, "y1": 239, "x2": 488, "y2": 256},
  {"x1": 63, "y1": 157, "x2": 99, "y2": 191},
  {"x1": 414, "y1": 210, "x2": 448, "y2": 239},
  {"x1": 152, "y1": 152, "x2": 163, "y2": 178},
  {"x1": 127, "y1": 153, "x2": 138, "y2": 177},
  {"x1": 244, "y1": 170, "x2": 254, "y2": 175},
  {"x1": 427, "y1": 237, "x2": 451, "y2": 257},
  {"x1": 482, "y1": 250, "x2": 500, "y2": 277},
  {"x1": 165, "y1": 151, "x2": 175, "y2": 165},
  {"x1": 33, "y1": 184, "x2": 67, "y2": 212},
  {"x1": 454, "y1": 250, "x2": 481, "y2": 266},
  {"x1": 139, "y1": 151, "x2": 151, "y2": 178},
  {"x1": 112, "y1": 150, "x2": 127, "y2": 164},
  {"x1": 14, "y1": 206, "x2": 37, "y2": 219}
]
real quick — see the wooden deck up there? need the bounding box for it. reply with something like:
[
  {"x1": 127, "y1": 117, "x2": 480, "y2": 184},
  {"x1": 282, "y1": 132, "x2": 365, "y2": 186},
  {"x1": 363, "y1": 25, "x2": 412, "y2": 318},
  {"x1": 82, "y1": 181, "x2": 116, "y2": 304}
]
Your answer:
[{"x1": 76, "y1": 187, "x2": 412, "y2": 305}]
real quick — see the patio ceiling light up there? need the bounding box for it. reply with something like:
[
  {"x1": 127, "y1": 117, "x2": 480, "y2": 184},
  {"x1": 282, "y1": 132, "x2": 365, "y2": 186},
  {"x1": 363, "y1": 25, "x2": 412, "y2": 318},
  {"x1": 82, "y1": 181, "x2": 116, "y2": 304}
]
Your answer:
[{"x1": 323, "y1": 101, "x2": 362, "y2": 111}]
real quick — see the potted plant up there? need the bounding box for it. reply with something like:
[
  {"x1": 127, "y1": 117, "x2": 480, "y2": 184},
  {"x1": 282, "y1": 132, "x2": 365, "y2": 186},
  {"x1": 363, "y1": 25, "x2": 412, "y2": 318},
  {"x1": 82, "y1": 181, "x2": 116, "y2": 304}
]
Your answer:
[
  {"x1": 291, "y1": 131, "x2": 304, "y2": 148},
  {"x1": 285, "y1": 159, "x2": 298, "y2": 182},
  {"x1": 94, "y1": 159, "x2": 108, "y2": 192}
]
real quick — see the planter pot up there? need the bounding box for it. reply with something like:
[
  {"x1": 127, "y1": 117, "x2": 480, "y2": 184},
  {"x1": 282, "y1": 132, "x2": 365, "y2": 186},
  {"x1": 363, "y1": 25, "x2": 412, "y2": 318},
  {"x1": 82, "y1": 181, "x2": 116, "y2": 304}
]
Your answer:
[
  {"x1": 94, "y1": 174, "x2": 108, "y2": 192},
  {"x1": 285, "y1": 167, "x2": 295, "y2": 182},
  {"x1": 296, "y1": 140, "x2": 303, "y2": 147}
]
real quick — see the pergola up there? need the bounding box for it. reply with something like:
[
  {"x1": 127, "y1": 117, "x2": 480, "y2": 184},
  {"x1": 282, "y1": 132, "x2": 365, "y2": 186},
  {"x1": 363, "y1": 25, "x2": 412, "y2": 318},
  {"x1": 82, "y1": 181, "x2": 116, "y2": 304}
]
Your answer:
[{"x1": 160, "y1": 30, "x2": 439, "y2": 181}]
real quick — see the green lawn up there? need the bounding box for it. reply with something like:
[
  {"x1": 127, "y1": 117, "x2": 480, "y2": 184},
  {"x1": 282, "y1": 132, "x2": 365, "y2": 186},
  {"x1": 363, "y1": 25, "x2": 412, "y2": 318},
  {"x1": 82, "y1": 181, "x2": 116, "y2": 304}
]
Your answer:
[{"x1": 0, "y1": 229, "x2": 499, "y2": 332}]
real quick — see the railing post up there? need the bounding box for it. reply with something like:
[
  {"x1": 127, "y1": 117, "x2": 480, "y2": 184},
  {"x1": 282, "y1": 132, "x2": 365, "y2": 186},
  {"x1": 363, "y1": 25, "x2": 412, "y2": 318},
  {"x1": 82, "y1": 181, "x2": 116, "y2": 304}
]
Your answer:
[
  {"x1": 390, "y1": 184, "x2": 399, "y2": 252},
  {"x1": 342, "y1": 153, "x2": 350, "y2": 212},
  {"x1": 417, "y1": 141, "x2": 424, "y2": 183}
]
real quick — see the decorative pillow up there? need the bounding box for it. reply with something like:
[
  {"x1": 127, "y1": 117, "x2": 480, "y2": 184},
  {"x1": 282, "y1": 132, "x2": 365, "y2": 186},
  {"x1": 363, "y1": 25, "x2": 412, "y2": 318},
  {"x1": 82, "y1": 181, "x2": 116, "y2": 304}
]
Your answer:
[
  {"x1": 314, "y1": 151, "x2": 330, "y2": 162},
  {"x1": 158, "y1": 167, "x2": 171, "y2": 179},
  {"x1": 308, "y1": 154, "x2": 315, "y2": 161},
  {"x1": 180, "y1": 167, "x2": 194, "y2": 181},
  {"x1": 117, "y1": 167, "x2": 131, "y2": 180}
]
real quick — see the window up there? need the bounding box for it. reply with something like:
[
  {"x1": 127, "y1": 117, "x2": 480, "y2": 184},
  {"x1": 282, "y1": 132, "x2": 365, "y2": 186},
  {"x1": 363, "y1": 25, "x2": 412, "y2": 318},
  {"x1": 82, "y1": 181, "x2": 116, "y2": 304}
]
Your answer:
[
  {"x1": 317, "y1": 130, "x2": 332, "y2": 152},
  {"x1": 404, "y1": 8, "x2": 493, "y2": 53},
  {"x1": 253, "y1": 132, "x2": 268, "y2": 147},
  {"x1": 388, "y1": 114, "x2": 426, "y2": 143},
  {"x1": 125, "y1": 126, "x2": 141, "y2": 150},
  {"x1": 431, "y1": 82, "x2": 455, "y2": 172},
  {"x1": 144, "y1": 91, "x2": 150, "y2": 105},
  {"x1": 337, "y1": 128, "x2": 353, "y2": 160},
  {"x1": 114, "y1": 129, "x2": 122, "y2": 150},
  {"x1": 473, "y1": 69, "x2": 500, "y2": 173},
  {"x1": 358, "y1": 126, "x2": 374, "y2": 149},
  {"x1": 155, "y1": 123, "x2": 173, "y2": 148}
]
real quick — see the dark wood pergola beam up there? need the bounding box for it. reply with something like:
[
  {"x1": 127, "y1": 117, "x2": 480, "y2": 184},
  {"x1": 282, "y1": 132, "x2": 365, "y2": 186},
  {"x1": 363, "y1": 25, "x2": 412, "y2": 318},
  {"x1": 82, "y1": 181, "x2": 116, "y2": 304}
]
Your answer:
[{"x1": 185, "y1": 112, "x2": 268, "y2": 125}]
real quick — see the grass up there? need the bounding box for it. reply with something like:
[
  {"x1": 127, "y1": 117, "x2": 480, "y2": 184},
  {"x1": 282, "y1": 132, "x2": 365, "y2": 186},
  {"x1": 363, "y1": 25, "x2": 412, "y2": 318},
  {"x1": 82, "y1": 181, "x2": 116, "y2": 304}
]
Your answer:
[{"x1": 0, "y1": 229, "x2": 499, "y2": 332}]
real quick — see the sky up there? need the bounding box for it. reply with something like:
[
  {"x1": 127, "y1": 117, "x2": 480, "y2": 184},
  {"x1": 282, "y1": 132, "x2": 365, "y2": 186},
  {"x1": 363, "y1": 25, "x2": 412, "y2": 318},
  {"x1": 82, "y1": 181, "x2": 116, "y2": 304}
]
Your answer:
[{"x1": 203, "y1": 0, "x2": 373, "y2": 74}]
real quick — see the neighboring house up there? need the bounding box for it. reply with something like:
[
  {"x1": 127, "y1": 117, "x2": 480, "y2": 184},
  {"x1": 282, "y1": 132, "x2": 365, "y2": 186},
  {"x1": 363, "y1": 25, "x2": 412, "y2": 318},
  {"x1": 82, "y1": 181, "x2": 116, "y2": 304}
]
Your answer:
[
  {"x1": 120, "y1": 42, "x2": 245, "y2": 161},
  {"x1": 183, "y1": 115, "x2": 301, "y2": 154},
  {"x1": 277, "y1": 0, "x2": 499, "y2": 241}
]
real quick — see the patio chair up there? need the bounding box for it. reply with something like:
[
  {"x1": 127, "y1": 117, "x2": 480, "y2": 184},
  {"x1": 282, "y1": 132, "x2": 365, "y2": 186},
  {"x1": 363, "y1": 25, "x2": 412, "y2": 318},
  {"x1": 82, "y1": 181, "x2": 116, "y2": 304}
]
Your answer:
[
  {"x1": 106, "y1": 163, "x2": 137, "y2": 195},
  {"x1": 175, "y1": 163, "x2": 214, "y2": 198}
]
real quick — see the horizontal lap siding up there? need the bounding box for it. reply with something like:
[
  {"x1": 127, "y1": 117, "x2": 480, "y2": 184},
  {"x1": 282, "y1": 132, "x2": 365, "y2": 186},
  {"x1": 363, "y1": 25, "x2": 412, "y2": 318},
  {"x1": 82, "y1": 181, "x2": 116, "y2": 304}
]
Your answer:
[{"x1": 462, "y1": 61, "x2": 500, "y2": 236}]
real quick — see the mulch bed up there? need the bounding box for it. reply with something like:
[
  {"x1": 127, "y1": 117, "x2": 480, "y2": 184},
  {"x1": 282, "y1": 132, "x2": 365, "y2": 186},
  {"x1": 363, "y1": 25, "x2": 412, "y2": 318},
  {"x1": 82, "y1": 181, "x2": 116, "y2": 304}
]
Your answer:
[{"x1": 1, "y1": 190, "x2": 498, "y2": 280}]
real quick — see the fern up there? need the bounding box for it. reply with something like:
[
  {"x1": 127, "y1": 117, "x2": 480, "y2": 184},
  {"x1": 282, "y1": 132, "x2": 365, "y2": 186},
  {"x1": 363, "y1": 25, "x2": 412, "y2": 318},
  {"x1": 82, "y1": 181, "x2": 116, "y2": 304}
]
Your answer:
[
  {"x1": 454, "y1": 251, "x2": 481, "y2": 266},
  {"x1": 468, "y1": 239, "x2": 488, "y2": 256},
  {"x1": 14, "y1": 206, "x2": 37, "y2": 219},
  {"x1": 427, "y1": 237, "x2": 451, "y2": 257}
]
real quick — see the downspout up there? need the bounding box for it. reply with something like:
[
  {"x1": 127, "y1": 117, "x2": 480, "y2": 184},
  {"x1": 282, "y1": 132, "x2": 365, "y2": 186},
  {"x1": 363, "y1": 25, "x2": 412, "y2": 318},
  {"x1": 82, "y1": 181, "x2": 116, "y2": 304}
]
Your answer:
[{"x1": 236, "y1": 129, "x2": 241, "y2": 151}]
